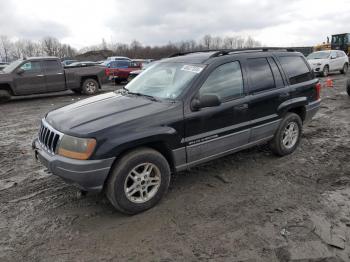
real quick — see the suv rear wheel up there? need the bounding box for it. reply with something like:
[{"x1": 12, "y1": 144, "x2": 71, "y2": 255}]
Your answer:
[
  {"x1": 322, "y1": 65, "x2": 329, "y2": 77},
  {"x1": 106, "y1": 148, "x2": 171, "y2": 215},
  {"x1": 270, "y1": 113, "x2": 302, "y2": 156},
  {"x1": 341, "y1": 63, "x2": 348, "y2": 74},
  {"x1": 82, "y1": 79, "x2": 99, "y2": 95}
]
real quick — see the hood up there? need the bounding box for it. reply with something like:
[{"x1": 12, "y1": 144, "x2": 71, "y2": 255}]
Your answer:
[
  {"x1": 46, "y1": 92, "x2": 173, "y2": 136},
  {"x1": 0, "y1": 71, "x2": 12, "y2": 82}
]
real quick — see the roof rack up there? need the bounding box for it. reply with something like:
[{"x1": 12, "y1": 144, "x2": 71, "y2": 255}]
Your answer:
[{"x1": 168, "y1": 47, "x2": 295, "y2": 58}]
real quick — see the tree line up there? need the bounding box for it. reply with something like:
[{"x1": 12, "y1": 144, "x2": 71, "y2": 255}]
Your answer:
[{"x1": 0, "y1": 34, "x2": 261, "y2": 62}]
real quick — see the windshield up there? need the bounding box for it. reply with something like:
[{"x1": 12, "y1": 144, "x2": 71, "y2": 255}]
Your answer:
[
  {"x1": 2, "y1": 60, "x2": 23, "y2": 73},
  {"x1": 307, "y1": 52, "x2": 330, "y2": 60},
  {"x1": 124, "y1": 62, "x2": 205, "y2": 99}
]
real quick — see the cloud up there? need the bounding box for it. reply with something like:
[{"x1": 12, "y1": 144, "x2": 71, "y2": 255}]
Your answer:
[
  {"x1": 106, "y1": 0, "x2": 300, "y2": 45},
  {"x1": 0, "y1": 0, "x2": 69, "y2": 40},
  {"x1": 1, "y1": 0, "x2": 350, "y2": 47}
]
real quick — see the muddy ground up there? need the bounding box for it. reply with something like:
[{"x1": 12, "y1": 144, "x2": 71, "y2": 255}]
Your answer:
[{"x1": 0, "y1": 76, "x2": 350, "y2": 262}]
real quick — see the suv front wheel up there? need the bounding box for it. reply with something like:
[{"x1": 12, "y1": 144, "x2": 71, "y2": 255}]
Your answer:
[
  {"x1": 270, "y1": 113, "x2": 302, "y2": 156},
  {"x1": 322, "y1": 65, "x2": 329, "y2": 77},
  {"x1": 106, "y1": 148, "x2": 171, "y2": 215},
  {"x1": 0, "y1": 90, "x2": 11, "y2": 103}
]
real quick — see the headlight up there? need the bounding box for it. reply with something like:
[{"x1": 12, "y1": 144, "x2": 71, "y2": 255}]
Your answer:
[{"x1": 57, "y1": 135, "x2": 96, "y2": 160}]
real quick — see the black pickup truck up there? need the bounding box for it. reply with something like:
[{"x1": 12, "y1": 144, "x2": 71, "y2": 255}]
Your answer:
[
  {"x1": 33, "y1": 48, "x2": 321, "y2": 214},
  {"x1": 0, "y1": 57, "x2": 108, "y2": 101}
]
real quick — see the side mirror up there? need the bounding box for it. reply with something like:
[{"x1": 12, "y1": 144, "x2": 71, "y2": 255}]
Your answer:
[
  {"x1": 16, "y1": 68, "x2": 25, "y2": 75},
  {"x1": 191, "y1": 94, "x2": 221, "y2": 110},
  {"x1": 331, "y1": 55, "x2": 336, "y2": 59}
]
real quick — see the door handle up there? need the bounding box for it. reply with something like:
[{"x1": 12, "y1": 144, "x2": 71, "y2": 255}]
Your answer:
[
  {"x1": 57, "y1": 73, "x2": 63, "y2": 75},
  {"x1": 36, "y1": 75, "x2": 44, "y2": 77},
  {"x1": 234, "y1": 103, "x2": 249, "y2": 111}
]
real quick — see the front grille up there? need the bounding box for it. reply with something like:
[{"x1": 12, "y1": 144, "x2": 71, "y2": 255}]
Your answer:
[{"x1": 38, "y1": 120, "x2": 62, "y2": 154}]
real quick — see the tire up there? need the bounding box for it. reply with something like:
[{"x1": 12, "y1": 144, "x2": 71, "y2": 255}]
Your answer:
[
  {"x1": 340, "y1": 63, "x2": 348, "y2": 74},
  {"x1": 81, "y1": 79, "x2": 99, "y2": 95},
  {"x1": 115, "y1": 79, "x2": 122, "y2": 85},
  {"x1": 322, "y1": 65, "x2": 329, "y2": 77},
  {"x1": 0, "y1": 89, "x2": 11, "y2": 103},
  {"x1": 269, "y1": 113, "x2": 302, "y2": 156},
  {"x1": 347, "y1": 78, "x2": 350, "y2": 96},
  {"x1": 106, "y1": 148, "x2": 171, "y2": 215}
]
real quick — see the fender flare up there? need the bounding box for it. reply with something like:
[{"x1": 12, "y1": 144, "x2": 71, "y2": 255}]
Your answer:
[{"x1": 277, "y1": 97, "x2": 307, "y2": 116}]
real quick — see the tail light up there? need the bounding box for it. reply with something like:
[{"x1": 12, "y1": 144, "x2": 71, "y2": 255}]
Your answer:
[
  {"x1": 315, "y1": 82, "x2": 321, "y2": 100},
  {"x1": 105, "y1": 68, "x2": 110, "y2": 76}
]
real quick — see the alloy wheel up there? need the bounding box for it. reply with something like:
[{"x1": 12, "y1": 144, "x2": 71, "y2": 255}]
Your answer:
[
  {"x1": 124, "y1": 163, "x2": 161, "y2": 203},
  {"x1": 282, "y1": 122, "x2": 299, "y2": 149}
]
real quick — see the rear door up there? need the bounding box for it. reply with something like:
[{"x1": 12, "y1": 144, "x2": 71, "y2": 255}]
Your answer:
[
  {"x1": 13, "y1": 60, "x2": 46, "y2": 95},
  {"x1": 245, "y1": 56, "x2": 284, "y2": 142},
  {"x1": 184, "y1": 60, "x2": 251, "y2": 164},
  {"x1": 336, "y1": 51, "x2": 346, "y2": 70},
  {"x1": 276, "y1": 55, "x2": 316, "y2": 102},
  {"x1": 43, "y1": 60, "x2": 66, "y2": 92}
]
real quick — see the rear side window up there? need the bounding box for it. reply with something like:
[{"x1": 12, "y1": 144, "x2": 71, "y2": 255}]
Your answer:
[
  {"x1": 199, "y1": 61, "x2": 243, "y2": 100},
  {"x1": 278, "y1": 56, "x2": 313, "y2": 85},
  {"x1": 116, "y1": 61, "x2": 130, "y2": 68},
  {"x1": 337, "y1": 51, "x2": 345, "y2": 58},
  {"x1": 43, "y1": 60, "x2": 61, "y2": 73},
  {"x1": 247, "y1": 58, "x2": 275, "y2": 93}
]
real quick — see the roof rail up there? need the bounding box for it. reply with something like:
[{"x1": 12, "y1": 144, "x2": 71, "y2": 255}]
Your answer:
[
  {"x1": 168, "y1": 49, "x2": 219, "y2": 58},
  {"x1": 168, "y1": 47, "x2": 295, "y2": 58}
]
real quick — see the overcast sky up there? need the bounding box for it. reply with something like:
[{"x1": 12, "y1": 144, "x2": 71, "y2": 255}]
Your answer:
[{"x1": 0, "y1": 0, "x2": 349, "y2": 49}]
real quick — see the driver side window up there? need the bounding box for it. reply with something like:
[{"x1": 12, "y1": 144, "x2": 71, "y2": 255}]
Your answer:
[
  {"x1": 199, "y1": 61, "x2": 244, "y2": 101},
  {"x1": 20, "y1": 61, "x2": 41, "y2": 73}
]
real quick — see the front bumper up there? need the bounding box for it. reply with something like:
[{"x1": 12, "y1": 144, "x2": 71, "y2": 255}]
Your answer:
[
  {"x1": 305, "y1": 99, "x2": 321, "y2": 122},
  {"x1": 33, "y1": 138, "x2": 115, "y2": 192},
  {"x1": 310, "y1": 64, "x2": 323, "y2": 73}
]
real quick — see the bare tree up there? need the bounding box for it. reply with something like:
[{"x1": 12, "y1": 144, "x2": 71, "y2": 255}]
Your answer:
[
  {"x1": 202, "y1": 34, "x2": 212, "y2": 49},
  {"x1": 212, "y1": 36, "x2": 223, "y2": 49},
  {"x1": 0, "y1": 35, "x2": 12, "y2": 62}
]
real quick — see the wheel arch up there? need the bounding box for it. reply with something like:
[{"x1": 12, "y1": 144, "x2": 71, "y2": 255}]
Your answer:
[
  {"x1": 80, "y1": 75, "x2": 101, "y2": 89},
  {"x1": 0, "y1": 83, "x2": 14, "y2": 96},
  {"x1": 102, "y1": 141, "x2": 177, "y2": 192},
  {"x1": 278, "y1": 98, "x2": 307, "y2": 122}
]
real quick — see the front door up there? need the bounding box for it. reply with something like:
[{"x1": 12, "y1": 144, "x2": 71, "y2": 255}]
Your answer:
[
  {"x1": 43, "y1": 60, "x2": 66, "y2": 92},
  {"x1": 184, "y1": 61, "x2": 250, "y2": 164},
  {"x1": 13, "y1": 60, "x2": 46, "y2": 95},
  {"x1": 329, "y1": 51, "x2": 338, "y2": 71}
]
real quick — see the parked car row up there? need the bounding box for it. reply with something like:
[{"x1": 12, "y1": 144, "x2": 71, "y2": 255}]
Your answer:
[{"x1": 60, "y1": 57, "x2": 154, "y2": 84}]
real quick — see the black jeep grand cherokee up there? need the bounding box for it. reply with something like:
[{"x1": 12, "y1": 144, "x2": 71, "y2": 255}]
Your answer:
[{"x1": 33, "y1": 48, "x2": 321, "y2": 214}]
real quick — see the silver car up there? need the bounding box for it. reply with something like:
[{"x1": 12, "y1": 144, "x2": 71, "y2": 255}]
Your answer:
[{"x1": 307, "y1": 50, "x2": 349, "y2": 77}]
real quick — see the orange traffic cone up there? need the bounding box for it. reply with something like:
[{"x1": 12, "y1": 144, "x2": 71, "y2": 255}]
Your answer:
[{"x1": 326, "y1": 77, "x2": 333, "y2": 88}]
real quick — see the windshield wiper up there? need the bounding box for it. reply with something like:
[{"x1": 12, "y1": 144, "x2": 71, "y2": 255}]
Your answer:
[{"x1": 123, "y1": 87, "x2": 158, "y2": 102}]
